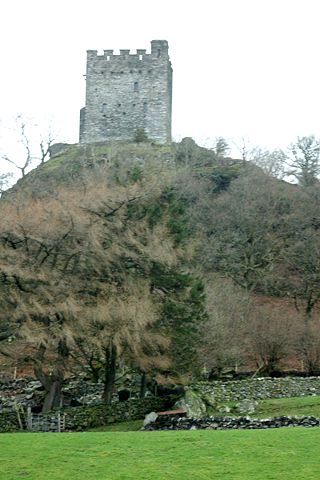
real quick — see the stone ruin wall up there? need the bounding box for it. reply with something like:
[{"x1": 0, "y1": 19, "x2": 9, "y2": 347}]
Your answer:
[{"x1": 80, "y1": 40, "x2": 172, "y2": 144}]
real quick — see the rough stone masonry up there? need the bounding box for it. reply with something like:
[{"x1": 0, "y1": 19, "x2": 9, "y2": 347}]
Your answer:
[{"x1": 79, "y1": 40, "x2": 172, "y2": 144}]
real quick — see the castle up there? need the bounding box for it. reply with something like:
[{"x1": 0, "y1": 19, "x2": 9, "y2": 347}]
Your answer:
[{"x1": 79, "y1": 40, "x2": 172, "y2": 144}]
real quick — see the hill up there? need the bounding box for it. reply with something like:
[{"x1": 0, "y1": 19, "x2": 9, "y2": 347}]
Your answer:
[{"x1": 0, "y1": 139, "x2": 319, "y2": 410}]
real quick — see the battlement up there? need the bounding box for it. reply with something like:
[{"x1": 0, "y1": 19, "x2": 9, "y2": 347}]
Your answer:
[
  {"x1": 87, "y1": 40, "x2": 169, "y2": 61},
  {"x1": 80, "y1": 40, "x2": 172, "y2": 144}
]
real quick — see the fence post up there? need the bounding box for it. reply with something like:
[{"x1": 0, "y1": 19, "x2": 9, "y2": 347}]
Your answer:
[
  {"x1": 27, "y1": 406, "x2": 32, "y2": 431},
  {"x1": 14, "y1": 402, "x2": 23, "y2": 430}
]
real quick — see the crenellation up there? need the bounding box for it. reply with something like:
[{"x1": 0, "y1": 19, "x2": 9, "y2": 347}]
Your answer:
[
  {"x1": 79, "y1": 40, "x2": 172, "y2": 144},
  {"x1": 151, "y1": 39, "x2": 169, "y2": 57},
  {"x1": 87, "y1": 50, "x2": 98, "y2": 58},
  {"x1": 86, "y1": 51, "x2": 168, "y2": 63}
]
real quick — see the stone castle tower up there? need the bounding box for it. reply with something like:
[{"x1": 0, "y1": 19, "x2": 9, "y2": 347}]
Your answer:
[{"x1": 79, "y1": 40, "x2": 172, "y2": 144}]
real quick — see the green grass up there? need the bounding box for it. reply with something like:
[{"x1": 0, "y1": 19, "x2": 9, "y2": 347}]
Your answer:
[
  {"x1": 1, "y1": 428, "x2": 320, "y2": 479},
  {"x1": 253, "y1": 395, "x2": 320, "y2": 418},
  {"x1": 2, "y1": 396, "x2": 320, "y2": 478},
  {"x1": 89, "y1": 419, "x2": 143, "y2": 432},
  {"x1": 212, "y1": 395, "x2": 320, "y2": 418}
]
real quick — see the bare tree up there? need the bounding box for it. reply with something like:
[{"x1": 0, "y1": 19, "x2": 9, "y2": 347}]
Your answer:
[
  {"x1": 295, "y1": 319, "x2": 320, "y2": 375},
  {"x1": 198, "y1": 171, "x2": 293, "y2": 291},
  {"x1": 74, "y1": 282, "x2": 169, "y2": 404},
  {"x1": 247, "y1": 305, "x2": 297, "y2": 376},
  {"x1": 0, "y1": 172, "x2": 13, "y2": 195},
  {"x1": 231, "y1": 137, "x2": 287, "y2": 179},
  {"x1": 234, "y1": 136, "x2": 254, "y2": 161},
  {"x1": 281, "y1": 185, "x2": 320, "y2": 321},
  {"x1": 213, "y1": 137, "x2": 230, "y2": 158},
  {"x1": 289, "y1": 136, "x2": 320, "y2": 186},
  {"x1": 1, "y1": 115, "x2": 55, "y2": 178},
  {"x1": 250, "y1": 148, "x2": 287, "y2": 179},
  {"x1": 2, "y1": 115, "x2": 33, "y2": 177},
  {"x1": 0, "y1": 158, "x2": 196, "y2": 409},
  {"x1": 39, "y1": 125, "x2": 55, "y2": 164},
  {"x1": 199, "y1": 276, "x2": 251, "y2": 378}
]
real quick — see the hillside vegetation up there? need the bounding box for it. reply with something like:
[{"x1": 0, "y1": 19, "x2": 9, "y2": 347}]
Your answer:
[{"x1": 0, "y1": 139, "x2": 319, "y2": 410}]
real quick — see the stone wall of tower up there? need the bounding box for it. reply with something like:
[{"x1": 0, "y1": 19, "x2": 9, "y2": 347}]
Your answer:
[{"x1": 79, "y1": 40, "x2": 172, "y2": 144}]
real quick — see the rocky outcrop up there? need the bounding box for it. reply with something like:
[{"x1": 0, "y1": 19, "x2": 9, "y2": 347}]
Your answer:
[
  {"x1": 236, "y1": 399, "x2": 258, "y2": 414},
  {"x1": 174, "y1": 389, "x2": 206, "y2": 418}
]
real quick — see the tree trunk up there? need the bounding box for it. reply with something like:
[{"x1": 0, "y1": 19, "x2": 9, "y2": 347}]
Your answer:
[
  {"x1": 139, "y1": 371, "x2": 146, "y2": 398},
  {"x1": 102, "y1": 341, "x2": 117, "y2": 404},
  {"x1": 42, "y1": 380, "x2": 63, "y2": 413},
  {"x1": 34, "y1": 366, "x2": 64, "y2": 413},
  {"x1": 88, "y1": 356, "x2": 102, "y2": 383}
]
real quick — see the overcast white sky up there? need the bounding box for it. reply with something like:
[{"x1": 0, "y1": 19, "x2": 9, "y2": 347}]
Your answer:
[{"x1": 1, "y1": 0, "x2": 320, "y2": 173}]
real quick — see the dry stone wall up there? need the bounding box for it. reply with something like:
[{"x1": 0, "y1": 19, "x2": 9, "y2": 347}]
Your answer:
[
  {"x1": 62, "y1": 396, "x2": 174, "y2": 431},
  {"x1": 192, "y1": 377, "x2": 320, "y2": 403},
  {"x1": 0, "y1": 396, "x2": 175, "y2": 432},
  {"x1": 144, "y1": 414, "x2": 320, "y2": 431},
  {"x1": 0, "y1": 411, "x2": 21, "y2": 432},
  {"x1": 2, "y1": 377, "x2": 320, "y2": 432}
]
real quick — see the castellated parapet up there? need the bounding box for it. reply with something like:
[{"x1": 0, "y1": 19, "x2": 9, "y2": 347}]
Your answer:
[{"x1": 79, "y1": 40, "x2": 172, "y2": 144}]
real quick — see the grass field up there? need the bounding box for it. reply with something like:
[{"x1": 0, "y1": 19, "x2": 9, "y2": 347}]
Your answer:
[
  {"x1": 251, "y1": 395, "x2": 320, "y2": 418},
  {"x1": 210, "y1": 395, "x2": 320, "y2": 418},
  {"x1": 1, "y1": 428, "x2": 320, "y2": 480}
]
